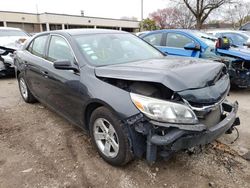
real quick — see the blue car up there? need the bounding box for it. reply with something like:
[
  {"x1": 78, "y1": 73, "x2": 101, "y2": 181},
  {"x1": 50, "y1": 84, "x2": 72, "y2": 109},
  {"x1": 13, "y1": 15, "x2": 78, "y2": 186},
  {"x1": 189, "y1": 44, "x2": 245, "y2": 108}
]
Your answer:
[{"x1": 140, "y1": 29, "x2": 250, "y2": 88}]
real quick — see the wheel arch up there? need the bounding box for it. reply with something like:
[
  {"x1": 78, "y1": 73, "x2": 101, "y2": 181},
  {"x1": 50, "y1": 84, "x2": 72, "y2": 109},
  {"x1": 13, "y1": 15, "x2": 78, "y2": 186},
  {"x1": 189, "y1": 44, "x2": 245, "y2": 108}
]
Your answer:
[{"x1": 83, "y1": 99, "x2": 121, "y2": 131}]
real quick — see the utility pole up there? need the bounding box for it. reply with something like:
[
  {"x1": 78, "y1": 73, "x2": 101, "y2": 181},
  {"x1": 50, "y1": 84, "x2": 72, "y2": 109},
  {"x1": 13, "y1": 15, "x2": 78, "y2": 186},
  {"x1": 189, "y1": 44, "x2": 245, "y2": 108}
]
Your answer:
[{"x1": 141, "y1": 0, "x2": 144, "y2": 21}]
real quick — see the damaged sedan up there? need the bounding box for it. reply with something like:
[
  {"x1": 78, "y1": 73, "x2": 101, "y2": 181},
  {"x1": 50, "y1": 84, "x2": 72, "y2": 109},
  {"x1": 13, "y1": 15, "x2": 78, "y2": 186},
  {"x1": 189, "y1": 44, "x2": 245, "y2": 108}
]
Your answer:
[{"x1": 15, "y1": 29, "x2": 240, "y2": 166}]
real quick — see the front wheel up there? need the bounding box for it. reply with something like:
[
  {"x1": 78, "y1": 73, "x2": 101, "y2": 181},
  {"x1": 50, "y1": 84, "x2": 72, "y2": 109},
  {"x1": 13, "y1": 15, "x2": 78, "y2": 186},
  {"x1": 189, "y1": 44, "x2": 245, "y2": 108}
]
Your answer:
[
  {"x1": 18, "y1": 73, "x2": 37, "y2": 103},
  {"x1": 89, "y1": 107, "x2": 133, "y2": 166}
]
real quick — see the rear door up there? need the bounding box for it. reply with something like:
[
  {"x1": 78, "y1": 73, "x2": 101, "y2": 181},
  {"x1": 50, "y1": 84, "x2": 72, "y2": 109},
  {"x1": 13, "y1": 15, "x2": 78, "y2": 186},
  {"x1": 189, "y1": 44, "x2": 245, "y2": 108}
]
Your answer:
[
  {"x1": 163, "y1": 32, "x2": 200, "y2": 57},
  {"x1": 24, "y1": 34, "x2": 50, "y2": 102},
  {"x1": 44, "y1": 34, "x2": 82, "y2": 125}
]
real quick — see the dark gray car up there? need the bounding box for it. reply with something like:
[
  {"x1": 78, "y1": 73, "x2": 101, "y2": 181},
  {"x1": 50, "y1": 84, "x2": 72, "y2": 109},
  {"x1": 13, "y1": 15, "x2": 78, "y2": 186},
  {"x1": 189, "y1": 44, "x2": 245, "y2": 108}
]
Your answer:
[{"x1": 14, "y1": 29, "x2": 240, "y2": 166}]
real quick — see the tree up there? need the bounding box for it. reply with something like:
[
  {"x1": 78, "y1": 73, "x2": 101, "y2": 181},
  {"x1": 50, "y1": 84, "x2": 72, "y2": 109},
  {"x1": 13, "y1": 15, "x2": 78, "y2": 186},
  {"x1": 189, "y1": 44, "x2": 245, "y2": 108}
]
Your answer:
[
  {"x1": 139, "y1": 18, "x2": 159, "y2": 31},
  {"x1": 150, "y1": 6, "x2": 195, "y2": 29},
  {"x1": 223, "y1": 1, "x2": 250, "y2": 28},
  {"x1": 182, "y1": 0, "x2": 232, "y2": 29}
]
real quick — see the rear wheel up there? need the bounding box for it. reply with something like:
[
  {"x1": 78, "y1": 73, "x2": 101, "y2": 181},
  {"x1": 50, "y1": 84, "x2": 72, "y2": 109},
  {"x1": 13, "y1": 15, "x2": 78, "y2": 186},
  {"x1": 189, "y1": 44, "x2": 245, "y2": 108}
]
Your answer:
[
  {"x1": 18, "y1": 73, "x2": 37, "y2": 103},
  {"x1": 89, "y1": 107, "x2": 132, "y2": 166}
]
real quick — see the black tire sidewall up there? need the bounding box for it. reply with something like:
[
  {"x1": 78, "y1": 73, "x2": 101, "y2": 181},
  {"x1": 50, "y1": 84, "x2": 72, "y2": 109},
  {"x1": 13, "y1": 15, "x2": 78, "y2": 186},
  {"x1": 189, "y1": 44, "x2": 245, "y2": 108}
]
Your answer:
[{"x1": 89, "y1": 107, "x2": 132, "y2": 166}]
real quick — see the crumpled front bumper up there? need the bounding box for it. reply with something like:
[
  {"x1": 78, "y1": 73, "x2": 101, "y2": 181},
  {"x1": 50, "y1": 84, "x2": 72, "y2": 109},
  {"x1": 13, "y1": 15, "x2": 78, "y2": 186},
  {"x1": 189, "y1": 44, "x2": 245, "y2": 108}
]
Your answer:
[{"x1": 145, "y1": 101, "x2": 239, "y2": 162}]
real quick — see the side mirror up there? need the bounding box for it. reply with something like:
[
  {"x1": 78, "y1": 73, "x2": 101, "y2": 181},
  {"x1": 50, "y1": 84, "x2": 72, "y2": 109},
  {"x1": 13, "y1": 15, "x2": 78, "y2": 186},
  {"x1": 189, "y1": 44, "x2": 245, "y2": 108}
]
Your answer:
[
  {"x1": 184, "y1": 43, "x2": 201, "y2": 51},
  {"x1": 243, "y1": 41, "x2": 250, "y2": 48},
  {"x1": 53, "y1": 60, "x2": 79, "y2": 72}
]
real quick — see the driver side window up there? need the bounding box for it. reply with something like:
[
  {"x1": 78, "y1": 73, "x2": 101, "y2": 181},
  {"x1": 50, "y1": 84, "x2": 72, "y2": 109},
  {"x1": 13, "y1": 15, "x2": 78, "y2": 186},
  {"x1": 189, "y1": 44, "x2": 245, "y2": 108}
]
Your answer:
[
  {"x1": 166, "y1": 33, "x2": 194, "y2": 48},
  {"x1": 47, "y1": 35, "x2": 75, "y2": 63}
]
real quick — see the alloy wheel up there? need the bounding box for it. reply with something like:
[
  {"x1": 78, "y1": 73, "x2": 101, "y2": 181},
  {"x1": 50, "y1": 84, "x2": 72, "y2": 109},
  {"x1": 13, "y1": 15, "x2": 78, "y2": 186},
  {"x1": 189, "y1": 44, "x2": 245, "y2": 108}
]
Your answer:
[{"x1": 93, "y1": 118, "x2": 119, "y2": 158}]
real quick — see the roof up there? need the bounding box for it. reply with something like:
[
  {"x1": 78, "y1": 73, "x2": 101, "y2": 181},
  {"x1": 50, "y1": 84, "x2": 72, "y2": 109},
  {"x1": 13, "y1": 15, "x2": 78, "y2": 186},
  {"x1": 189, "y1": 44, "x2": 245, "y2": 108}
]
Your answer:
[
  {"x1": 0, "y1": 10, "x2": 140, "y2": 23},
  {"x1": 38, "y1": 29, "x2": 128, "y2": 36}
]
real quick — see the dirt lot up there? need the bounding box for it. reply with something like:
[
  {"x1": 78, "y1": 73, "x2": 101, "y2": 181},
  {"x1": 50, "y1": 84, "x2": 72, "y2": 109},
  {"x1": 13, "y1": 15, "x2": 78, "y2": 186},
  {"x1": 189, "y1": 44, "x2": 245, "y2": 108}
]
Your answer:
[{"x1": 0, "y1": 78, "x2": 250, "y2": 188}]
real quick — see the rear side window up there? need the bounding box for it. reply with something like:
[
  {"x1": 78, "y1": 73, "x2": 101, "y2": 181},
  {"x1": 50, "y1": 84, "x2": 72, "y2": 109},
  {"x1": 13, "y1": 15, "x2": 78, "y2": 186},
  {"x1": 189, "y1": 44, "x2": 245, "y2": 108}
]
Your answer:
[
  {"x1": 166, "y1": 33, "x2": 194, "y2": 48},
  {"x1": 143, "y1": 33, "x2": 163, "y2": 46},
  {"x1": 28, "y1": 35, "x2": 48, "y2": 58},
  {"x1": 47, "y1": 36, "x2": 74, "y2": 62}
]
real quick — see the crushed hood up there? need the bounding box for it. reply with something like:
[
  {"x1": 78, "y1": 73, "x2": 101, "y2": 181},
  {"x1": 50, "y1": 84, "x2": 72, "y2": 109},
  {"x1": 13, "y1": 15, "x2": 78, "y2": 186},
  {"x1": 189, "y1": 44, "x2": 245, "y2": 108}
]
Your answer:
[
  {"x1": 95, "y1": 57, "x2": 229, "y2": 104},
  {"x1": 0, "y1": 36, "x2": 29, "y2": 50},
  {"x1": 217, "y1": 47, "x2": 250, "y2": 61},
  {"x1": 95, "y1": 57, "x2": 226, "y2": 91}
]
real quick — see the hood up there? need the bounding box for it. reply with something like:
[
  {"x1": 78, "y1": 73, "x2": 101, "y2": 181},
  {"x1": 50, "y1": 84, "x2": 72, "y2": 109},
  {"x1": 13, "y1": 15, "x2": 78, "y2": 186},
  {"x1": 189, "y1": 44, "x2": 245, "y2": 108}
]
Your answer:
[
  {"x1": 217, "y1": 47, "x2": 250, "y2": 61},
  {"x1": 95, "y1": 57, "x2": 226, "y2": 92},
  {"x1": 0, "y1": 36, "x2": 29, "y2": 50},
  {"x1": 95, "y1": 57, "x2": 229, "y2": 104}
]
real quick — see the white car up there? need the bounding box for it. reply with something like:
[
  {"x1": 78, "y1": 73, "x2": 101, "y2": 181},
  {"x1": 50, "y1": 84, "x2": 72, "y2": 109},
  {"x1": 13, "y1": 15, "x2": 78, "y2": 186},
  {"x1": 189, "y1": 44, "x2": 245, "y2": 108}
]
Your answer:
[
  {"x1": 0, "y1": 27, "x2": 30, "y2": 76},
  {"x1": 0, "y1": 27, "x2": 30, "y2": 65},
  {"x1": 206, "y1": 29, "x2": 250, "y2": 47}
]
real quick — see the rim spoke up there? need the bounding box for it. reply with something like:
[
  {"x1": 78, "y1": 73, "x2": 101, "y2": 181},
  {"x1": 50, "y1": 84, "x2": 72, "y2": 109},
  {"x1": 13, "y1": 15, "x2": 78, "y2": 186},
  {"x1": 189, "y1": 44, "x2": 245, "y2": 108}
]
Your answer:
[
  {"x1": 97, "y1": 119, "x2": 108, "y2": 133},
  {"x1": 110, "y1": 138, "x2": 119, "y2": 153},
  {"x1": 108, "y1": 124, "x2": 116, "y2": 136},
  {"x1": 103, "y1": 141, "x2": 111, "y2": 156},
  {"x1": 94, "y1": 132, "x2": 106, "y2": 140}
]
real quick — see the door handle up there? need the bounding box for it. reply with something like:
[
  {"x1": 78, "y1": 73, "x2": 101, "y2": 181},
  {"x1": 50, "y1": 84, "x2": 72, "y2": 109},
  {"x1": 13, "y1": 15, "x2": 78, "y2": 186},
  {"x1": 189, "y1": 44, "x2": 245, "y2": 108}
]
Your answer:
[{"x1": 41, "y1": 70, "x2": 49, "y2": 78}]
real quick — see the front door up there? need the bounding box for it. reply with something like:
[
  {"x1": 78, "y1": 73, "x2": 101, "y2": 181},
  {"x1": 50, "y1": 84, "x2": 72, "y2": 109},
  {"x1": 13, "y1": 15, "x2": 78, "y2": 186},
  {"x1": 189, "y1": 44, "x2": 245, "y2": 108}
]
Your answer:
[
  {"x1": 164, "y1": 32, "x2": 200, "y2": 58},
  {"x1": 44, "y1": 35, "x2": 83, "y2": 125}
]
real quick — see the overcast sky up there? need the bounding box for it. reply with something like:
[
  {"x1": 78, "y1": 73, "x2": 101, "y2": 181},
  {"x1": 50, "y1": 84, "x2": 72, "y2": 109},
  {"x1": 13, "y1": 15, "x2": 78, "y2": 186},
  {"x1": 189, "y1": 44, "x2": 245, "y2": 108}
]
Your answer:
[{"x1": 0, "y1": 0, "x2": 168, "y2": 20}]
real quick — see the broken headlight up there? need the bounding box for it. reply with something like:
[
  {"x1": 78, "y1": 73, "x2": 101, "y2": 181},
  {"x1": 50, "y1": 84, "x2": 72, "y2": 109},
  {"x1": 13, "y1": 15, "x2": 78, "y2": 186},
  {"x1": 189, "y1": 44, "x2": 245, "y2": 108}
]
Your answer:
[{"x1": 130, "y1": 93, "x2": 198, "y2": 124}]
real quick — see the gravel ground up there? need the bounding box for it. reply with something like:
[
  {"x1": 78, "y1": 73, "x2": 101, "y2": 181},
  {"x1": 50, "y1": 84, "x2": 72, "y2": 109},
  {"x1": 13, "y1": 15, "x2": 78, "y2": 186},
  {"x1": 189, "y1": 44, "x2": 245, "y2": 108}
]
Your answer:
[{"x1": 0, "y1": 78, "x2": 250, "y2": 188}]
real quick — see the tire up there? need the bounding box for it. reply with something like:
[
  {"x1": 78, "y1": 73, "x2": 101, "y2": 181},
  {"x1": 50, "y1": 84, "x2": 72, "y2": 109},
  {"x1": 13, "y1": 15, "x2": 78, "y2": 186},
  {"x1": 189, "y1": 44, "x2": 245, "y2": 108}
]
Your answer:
[
  {"x1": 89, "y1": 107, "x2": 133, "y2": 166},
  {"x1": 18, "y1": 73, "x2": 37, "y2": 103}
]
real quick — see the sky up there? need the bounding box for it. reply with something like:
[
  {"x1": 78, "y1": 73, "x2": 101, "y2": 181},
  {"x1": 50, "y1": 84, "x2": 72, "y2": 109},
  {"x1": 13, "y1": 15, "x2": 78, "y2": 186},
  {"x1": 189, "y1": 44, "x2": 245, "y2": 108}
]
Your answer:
[{"x1": 0, "y1": 0, "x2": 168, "y2": 20}]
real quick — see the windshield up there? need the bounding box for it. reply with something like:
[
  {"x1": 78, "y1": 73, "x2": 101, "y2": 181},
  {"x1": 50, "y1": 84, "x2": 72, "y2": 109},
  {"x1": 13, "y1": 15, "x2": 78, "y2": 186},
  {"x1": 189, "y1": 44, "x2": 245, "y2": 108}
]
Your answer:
[
  {"x1": 192, "y1": 30, "x2": 217, "y2": 48},
  {"x1": 74, "y1": 33, "x2": 164, "y2": 66},
  {"x1": 0, "y1": 29, "x2": 29, "y2": 37}
]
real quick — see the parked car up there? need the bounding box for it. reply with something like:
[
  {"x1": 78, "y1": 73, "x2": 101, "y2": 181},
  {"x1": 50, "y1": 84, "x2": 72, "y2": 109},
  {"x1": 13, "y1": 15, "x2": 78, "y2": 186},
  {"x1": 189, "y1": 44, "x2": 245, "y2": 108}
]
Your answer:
[
  {"x1": 135, "y1": 31, "x2": 150, "y2": 37},
  {"x1": 140, "y1": 29, "x2": 250, "y2": 88},
  {"x1": 0, "y1": 27, "x2": 30, "y2": 77},
  {"x1": 14, "y1": 29, "x2": 239, "y2": 166},
  {"x1": 240, "y1": 22, "x2": 250, "y2": 31},
  {"x1": 207, "y1": 30, "x2": 250, "y2": 47}
]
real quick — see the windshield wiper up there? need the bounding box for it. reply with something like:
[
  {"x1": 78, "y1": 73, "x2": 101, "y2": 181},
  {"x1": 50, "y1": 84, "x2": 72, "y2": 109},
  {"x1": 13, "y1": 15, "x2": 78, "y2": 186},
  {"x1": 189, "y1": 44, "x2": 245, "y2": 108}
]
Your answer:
[{"x1": 201, "y1": 36, "x2": 217, "y2": 42}]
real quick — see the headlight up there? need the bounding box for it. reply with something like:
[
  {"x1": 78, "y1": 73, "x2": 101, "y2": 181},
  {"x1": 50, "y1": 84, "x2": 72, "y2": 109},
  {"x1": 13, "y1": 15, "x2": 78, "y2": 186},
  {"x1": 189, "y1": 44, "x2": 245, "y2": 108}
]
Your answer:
[{"x1": 130, "y1": 93, "x2": 198, "y2": 124}]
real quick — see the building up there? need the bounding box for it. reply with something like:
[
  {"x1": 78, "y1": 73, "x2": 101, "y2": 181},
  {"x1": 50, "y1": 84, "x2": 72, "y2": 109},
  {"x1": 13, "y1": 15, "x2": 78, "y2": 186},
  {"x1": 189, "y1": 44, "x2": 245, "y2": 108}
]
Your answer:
[{"x1": 0, "y1": 11, "x2": 140, "y2": 33}]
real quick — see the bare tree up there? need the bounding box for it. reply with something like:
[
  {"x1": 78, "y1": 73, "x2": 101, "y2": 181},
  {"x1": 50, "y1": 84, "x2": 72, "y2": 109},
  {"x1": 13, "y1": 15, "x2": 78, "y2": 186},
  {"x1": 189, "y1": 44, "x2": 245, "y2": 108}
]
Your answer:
[
  {"x1": 223, "y1": 1, "x2": 250, "y2": 28},
  {"x1": 150, "y1": 6, "x2": 195, "y2": 29},
  {"x1": 182, "y1": 0, "x2": 233, "y2": 29},
  {"x1": 174, "y1": 5, "x2": 196, "y2": 28}
]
